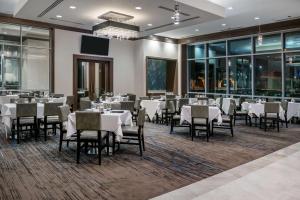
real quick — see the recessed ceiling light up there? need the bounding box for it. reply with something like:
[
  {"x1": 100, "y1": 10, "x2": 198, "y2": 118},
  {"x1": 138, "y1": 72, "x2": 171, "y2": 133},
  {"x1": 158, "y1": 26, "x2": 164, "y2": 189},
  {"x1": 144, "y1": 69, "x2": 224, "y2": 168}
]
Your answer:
[
  {"x1": 147, "y1": 24, "x2": 153, "y2": 27},
  {"x1": 70, "y1": 5, "x2": 76, "y2": 9},
  {"x1": 228, "y1": 7, "x2": 233, "y2": 10},
  {"x1": 135, "y1": 6, "x2": 142, "y2": 10},
  {"x1": 195, "y1": 29, "x2": 199, "y2": 32},
  {"x1": 222, "y1": 23, "x2": 227, "y2": 26},
  {"x1": 56, "y1": 15, "x2": 62, "y2": 18},
  {"x1": 254, "y1": 17, "x2": 260, "y2": 20},
  {"x1": 174, "y1": 21, "x2": 179, "y2": 25}
]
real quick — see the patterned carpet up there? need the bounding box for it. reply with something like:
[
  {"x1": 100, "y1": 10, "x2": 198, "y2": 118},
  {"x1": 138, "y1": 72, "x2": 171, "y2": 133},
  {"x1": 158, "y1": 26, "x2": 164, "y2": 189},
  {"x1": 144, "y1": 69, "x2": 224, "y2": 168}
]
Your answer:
[{"x1": 0, "y1": 122, "x2": 300, "y2": 200}]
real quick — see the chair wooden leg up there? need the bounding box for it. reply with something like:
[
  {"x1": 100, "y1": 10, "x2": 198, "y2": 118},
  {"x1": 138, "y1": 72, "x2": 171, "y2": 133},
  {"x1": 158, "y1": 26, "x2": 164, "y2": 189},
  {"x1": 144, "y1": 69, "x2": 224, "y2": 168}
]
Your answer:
[
  {"x1": 191, "y1": 125, "x2": 194, "y2": 141},
  {"x1": 76, "y1": 137, "x2": 80, "y2": 164},
  {"x1": 138, "y1": 134, "x2": 143, "y2": 156},
  {"x1": 206, "y1": 123, "x2": 209, "y2": 142},
  {"x1": 264, "y1": 117, "x2": 267, "y2": 132},
  {"x1": 59, "y1": 124, "x2": 63, "y2": 152},
  {"x1": 142, "y1": 133, "x2": 145, "y2": 151},
  {"x1": 230, "y1": 121, "x2": 234, "y2": 137},
  {"x1": 112, "y1": 133, "x2": 115, "y2": 155},
  {"x1": 211, "y1": 121, "x2": 214, "y2": 136},
  {"x1": 106, "y1": 132, "x2": 109, "y2": 156},
  {"x1": 277, "y1": 119, "x2": 279, "y2": 132},
  {"x1": 98, "y1": 132, "x2": 102, "y2": 165},
  {"x1": 17, "y1": 119, "x2": 20, "y2": 144},
  {"x1": 44, "y1": 120, "x2": 47, "y2": 141}
]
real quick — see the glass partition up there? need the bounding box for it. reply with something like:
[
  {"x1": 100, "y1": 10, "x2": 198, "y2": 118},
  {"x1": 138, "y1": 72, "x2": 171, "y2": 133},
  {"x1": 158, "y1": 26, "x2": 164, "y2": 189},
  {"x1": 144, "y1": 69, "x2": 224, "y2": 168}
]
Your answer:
[
  {"x1": 229, "y1": 56, "x2": 252, "y2": 95},
  {"x1": 285, "y1": 32, "x2": 300, "y2": 50},
  {"x1": 188, "y1": 44, "x2": 205, "y2": 59},
  {"x1": 208, "y1": 58, "x2": 226, "y2": 93},
  {"x1": 228, "y1": 38, "x2": 252, "y2": 55},
  {"x1": 254, "y1": 54, "x2": 282, "y2": 96},
  {"x1": 208, "y1": 41, "x2": 226, "y2": 57},
  {"x1": 285, "y1": 53, "x2": 300, "y2": 97},
  {"x1": 188, "y1": 60, "x2": 205, "y2": 92},
  {"x1": 255, "y1": 34, "x2": 281, "y2": 53}
]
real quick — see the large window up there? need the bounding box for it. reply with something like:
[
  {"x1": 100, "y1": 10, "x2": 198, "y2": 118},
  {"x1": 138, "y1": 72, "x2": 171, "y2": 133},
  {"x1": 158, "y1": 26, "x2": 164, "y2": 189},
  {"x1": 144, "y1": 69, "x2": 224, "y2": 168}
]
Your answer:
[
  {"x1": 228, "y1": 38, "x2": 252, "y2": 55},
  {"x1": 208, "y1": 58, "x2": 226, "y2": 93},
  {"x1": 254, "y1": 54, "x2": 282, "y2": 97},
  {"x1": 285, "y1": 32, "x2": 300, "y2": 50},
  {"x1": 208, "y1": 41, "x2": 226, "y2": 57},
  {"x1": 229, "y1": 57, "x2": 252, "y2": 95},
  {"x1": 255, "y1": 34, "x2": 282, "y2": 53},
  {"x1": 0, "y1": 23, "x2": 50, "y2": 92},
  {"x1": 285, "y1": 53, "x2": 300, "y2": 97},
  {"x1": 188, "y1": 60, "x2": 205, "y2": 92},
  {"x1": 188, "y1": 44, "x2": 205, "y2": 59}
]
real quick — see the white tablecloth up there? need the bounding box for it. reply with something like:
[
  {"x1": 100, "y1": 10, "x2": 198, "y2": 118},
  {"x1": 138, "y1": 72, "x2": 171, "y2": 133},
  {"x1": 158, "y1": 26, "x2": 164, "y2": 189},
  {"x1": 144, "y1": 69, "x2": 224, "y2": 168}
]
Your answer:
[
  {"x1": 66, "y1": 110, "x2": 133, "y2": 141},
  {"x1": 180, "y1": 105, "x2": 222, "y2": 125},
  {"x1": 1, "y1": 103, "x2": 45, "y2": 129},
  {"x1": 287, "y1": 102, "x2": 300, "y2": 121},
  {"x1": 140, "y1": 100, "x2": 165, "y2": 119},
  {"x1": 0, "y1": 95, "x2": 19, "y2": 111},
  {"x1": 245, "y1": 103, "x2": 285, "y2": 120},
  {"x1": 222, "y1": 98, "x2": 240, "y2": 115}
]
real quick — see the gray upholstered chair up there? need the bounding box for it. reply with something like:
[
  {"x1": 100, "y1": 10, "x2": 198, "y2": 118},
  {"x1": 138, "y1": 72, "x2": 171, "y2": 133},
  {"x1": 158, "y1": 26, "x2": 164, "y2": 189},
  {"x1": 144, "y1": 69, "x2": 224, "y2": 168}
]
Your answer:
[
  {"x1": 233, "y1": 99, "x2": 250, "y2": 125},
  {"x1": 120, "y1": 108, "x2": 146, "y2": 156},
  {"x1": 191, "y1": 105, "x2": 209, "y2": 141},
  {"x1": 260, "y1": 102, "x2": 280, "y2": 132},
  {"x1": 140, "y1": 96, "x2": 150, "y2": 100},
  {"x1": 127, "y1": 93, "x2": 136, "y2": 102},
  {"x1": 120, "y1": 101, "x2": 135, "y2": 112},
  {"x1": 161, "y1": 99, "x2": 176, "y2": 125},
  {"x1": 58, "y1": 105, "x2": 76, "y2": 151},
  {"x1": 12, "y1": 103, "x2": 38, "y2": 144},
  {"x1": 111, "y1": 103, "x2": 121, "y2": 110},
  {"x1": 75, "y1": 111, "x2": 109, "y2": 165},
  {"x1": 170, "y1": 98, "x2": 190, "y2": 134},
  {"x1": 39, "y1": 102, "x2": 63, "y2": 141},
  {"x1": 132, "y1": 100, "x2": 141, "y2": 124},
  {"x1": 79, "y1": 99, "x2": 91, "y2": 111},
  {"x1": 212, "y1": 102, "x2": 234, "y2": 137}
]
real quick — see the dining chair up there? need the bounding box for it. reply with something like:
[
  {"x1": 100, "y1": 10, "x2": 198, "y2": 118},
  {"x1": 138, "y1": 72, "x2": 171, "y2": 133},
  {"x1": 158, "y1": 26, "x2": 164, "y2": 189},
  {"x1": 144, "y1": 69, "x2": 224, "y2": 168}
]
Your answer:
[
  {"x1": 120, "y1": 108, "x2": 146, "y2": 156},
  {"x1": 12, "y1": 103, "x2": 38, "y2": 144},
  {"x1": 233, "y1": 100, "x2": 250, "y2": 125},
  {"x1": 76, "y1": 111, "x2": 109, "y2": 165},
  {"x1": 126, "y1": 93, "x2": 136, "y2": 101},
  {"x1": 170, "y1": 98, "x2": 190, "y2": 134},
  {"x1": 260, "y1": 102, "x2": 280, "y2": 132},
  {"x1": 58, "y1": 105, "x2": 76, "y2": 151},
  {"x1": 212, "y1": 102, "x2": 234, "y2": 137},
  {"x1": 191, "y1": 105, "x2": 210, "y2": 142},
  {"x1": 39, "y1": 102, "x2": 63, "y2": 141},
  {"x1": 79, "y1": 99, "x2": 92, "y2": 110},
  {"x1": 120, "y1": 101, "x2": 135, "y2": 112},
  {"x1": 161, "y1": 99, "x2": 176, "y2": 125},
  {"x1": 132, "y1": 100, "x2": 141, "y2": 124}
]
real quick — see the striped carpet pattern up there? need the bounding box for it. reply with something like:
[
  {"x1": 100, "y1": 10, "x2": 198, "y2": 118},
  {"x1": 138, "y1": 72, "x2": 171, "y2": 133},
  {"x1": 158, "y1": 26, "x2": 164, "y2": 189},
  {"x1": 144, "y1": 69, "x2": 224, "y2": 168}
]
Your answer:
[{"x1": 0, "y1": 122, "x2": 300, "y2": 200}]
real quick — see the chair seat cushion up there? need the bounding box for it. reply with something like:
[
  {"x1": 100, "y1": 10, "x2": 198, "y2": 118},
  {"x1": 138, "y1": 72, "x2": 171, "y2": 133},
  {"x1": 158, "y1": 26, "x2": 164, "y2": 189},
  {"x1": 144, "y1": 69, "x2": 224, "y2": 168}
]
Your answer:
[
  {"x1": 236, "y1": 110, "x2": 248, "y2": 115},
  {"x1": 122, "y1": 126, "x2": 139, "y2": 135},
  {"x1": 80, "y1": 131, "x2": 107, "y2": 140},
  {"x1": 172, "y1": 115, "x2": 181, "y2": 120},
  {"x1": 261, "y1": 113, "x2": 278, "y2": 119},
  {"x1": 193, "y1": 118, "x2": 207, "y2": 125},
  {"x1": 15, "y1": 117, "x2": 36, "y2": 125},
  {"x1": 40, "y1": 116, "x2": 60, "y2": 123},
  {"x1": 222, "y1": 115, "x2": 231, "y2": 122}
]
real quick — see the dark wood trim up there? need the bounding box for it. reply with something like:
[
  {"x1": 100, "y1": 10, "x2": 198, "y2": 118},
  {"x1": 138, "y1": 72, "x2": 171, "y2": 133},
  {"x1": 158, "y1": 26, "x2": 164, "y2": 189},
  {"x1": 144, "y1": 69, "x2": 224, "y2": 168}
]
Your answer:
[
  {"x1": 181, "y1": 44, "x2": 187, "y2": 96},
  {"x1": 73, "y1": 54, "x2": 113, "y2": 110},
  {"x1": 133, "y1": 35, "x2": 179, "y2": 44},
  {"x1": 145, "y1": 56, "x2": 178, "y2": 96},
  {"x1": 179, "y1": 18, "x2": 300, "y2": 44},
  {"x1": 50, "y1": 28, "x2": 55, "y2": 93},
  {"x1": 0, "y1": 15, "x2": 92, "y2": 34}
]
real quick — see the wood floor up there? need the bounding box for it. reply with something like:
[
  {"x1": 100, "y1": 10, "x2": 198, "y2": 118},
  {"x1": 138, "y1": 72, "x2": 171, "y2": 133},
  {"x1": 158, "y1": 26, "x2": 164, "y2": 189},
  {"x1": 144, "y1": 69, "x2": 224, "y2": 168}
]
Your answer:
[{"x1": 1, "y1": 122, "x2": 300, "y2": 200}]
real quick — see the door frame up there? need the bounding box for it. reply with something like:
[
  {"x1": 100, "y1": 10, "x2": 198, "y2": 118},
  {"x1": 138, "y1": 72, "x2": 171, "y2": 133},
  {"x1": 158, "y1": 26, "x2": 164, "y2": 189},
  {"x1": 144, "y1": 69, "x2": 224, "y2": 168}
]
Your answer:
[{"x1": 73, "y1": 54, "x2": 113, "y2": 110}]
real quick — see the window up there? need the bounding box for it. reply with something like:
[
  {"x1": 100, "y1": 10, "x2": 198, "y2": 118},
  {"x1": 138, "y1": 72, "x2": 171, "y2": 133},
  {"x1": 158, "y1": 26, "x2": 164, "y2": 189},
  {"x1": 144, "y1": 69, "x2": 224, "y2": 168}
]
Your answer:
[
  {"x1": 22, "y1": 26, "x2": 50, "y2": 48},
  {"x1": 0, "y1": 23, "x2": 20, "y2": 45},
  {"x1": 285, "y1": 53, "x2": 300, "y2": 97},
  {"x1": 229, "y1": 57, "x2": 252, "y2": 95},
  {"x1": 254, "y1": 54, "x2": 282, "y2": 96},
  {"x1": 188, "y1": 60, "x2": 205, "y2": 92},
  {"x1": 255, "y1": 34, "x2": 281, "y2": 53},
  {"x1": 208, "y1": 58, "x2": 226, "y2": 93},
  {"x1": 208, "y1": 41, "x2": 226, "y2": 57},
  {"x1": 188, "y1": 44, "x2": 205, "y2": 59},
  {"x1": 228, "y1": 38, "x2": 252, "y2": 55},
  {"x1": 285, "y1": 32, "x2": 300, "y2": 50}
]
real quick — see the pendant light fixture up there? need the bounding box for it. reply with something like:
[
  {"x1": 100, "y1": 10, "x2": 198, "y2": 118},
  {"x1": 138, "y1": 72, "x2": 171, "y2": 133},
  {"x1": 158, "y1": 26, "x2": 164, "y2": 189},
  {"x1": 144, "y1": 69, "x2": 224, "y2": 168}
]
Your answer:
[{"x1": 172, "y1": 2, "x2": 180, "y2": 25}]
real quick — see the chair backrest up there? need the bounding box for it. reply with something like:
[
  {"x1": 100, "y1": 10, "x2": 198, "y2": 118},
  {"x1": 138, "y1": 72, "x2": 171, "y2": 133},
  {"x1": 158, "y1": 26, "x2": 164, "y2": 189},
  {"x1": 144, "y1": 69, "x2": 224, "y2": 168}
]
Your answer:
[
  {"x1": 16, "y1": 103, "x2": 37, "y2": 118},
  {"x1": 140, "y1": 96, "x2": 150, "y2": 100},
  {"x1": 80, "y1": 100, "x2": 91, "y2": 110},
  {"x1": 191, "y1": 105, "x2": 209, "y2": 119},
  {"x1": 59, "y1": 105, "x2": 70, "y2": 122},
  {"x1": 178, "y1": 98, "x2": 189, "y2": 111},
  {"x1": 44, "y1": 102, "x2": 63, "y2": 116},
  {"x1": 134, "y1": 100, "x2": 141, "y2": 110},
  {"x1": 228, "y1": 102, "x2": 235, "y2": 116},
  {"x1": 166, "y1": 94, "x2": 176, "y2": 99},
  {"x1": 281, "y1": 101, "x2": 288, "y2": 112},
  {"x1": 111, "y1": 103, "x2": 121, "y2": 110},
  {"x1": 127, "y1": 93, "x2": 136, "y2": 101},
  {"x1": 137, "y1": 108, "x2": 146, "y2": 126},
  {"x1": 76, "y1": 111, "x2": 101, "y2": 131},
  {"x1": 264, "y1": 102, "x2": 280, "y2": 113},
  {"x1": 198, "y1": 97, "x2": 208, "y2": 105},
  {"x1": 120, "y1": 101, "x2": 135, "y2": 112},
  {"x1": 166, "y1": 99, "x2": 176, "y2": 113},
  {"x1": 66, "y1": 96, "x2": 74, "y2": 107}
]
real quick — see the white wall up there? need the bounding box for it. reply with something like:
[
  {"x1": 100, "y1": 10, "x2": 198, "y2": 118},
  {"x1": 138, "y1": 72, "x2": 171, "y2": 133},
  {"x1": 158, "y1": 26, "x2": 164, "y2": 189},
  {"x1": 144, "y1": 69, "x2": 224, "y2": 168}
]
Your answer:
[
  {"x1": 54, "y1": 29, "x2": 180, "y2": 97},
  {"x1": 54, "y1": 29, "x2": 137, "y2": 96}
]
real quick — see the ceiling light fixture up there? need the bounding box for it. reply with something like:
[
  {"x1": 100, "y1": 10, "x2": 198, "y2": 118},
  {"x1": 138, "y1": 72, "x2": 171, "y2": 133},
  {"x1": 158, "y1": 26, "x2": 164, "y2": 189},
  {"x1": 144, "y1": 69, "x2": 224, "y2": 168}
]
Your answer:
[
  {"x1": 222, "y1": 23, "x2": 226, "y2": 26},
  {"x1": 147, "y1": 24, "x2": 153, "y2": 27},
  {"x1": 256, "y1": 18, "x2": 263, "y2": 46},
  {"x1": 135, "y1": 6, "x2": 142, "y2": 10},
  {"x1": 228, "y1": 7, "x2": 233, "y2": 10},
  {"x1": 56, "y1": 15, "x2": 62, "y2": 18},
  {"x1": 195, "y1": 29, "x2": 199, "y2": 32},
  {"x1": 172, "y1": 2, "x2": 180, "y2": 25},
  {"x1": 254, "y1": 16, "x2": 260, "y2": 20},
  {"x1": 70, "y1": 5, "x2": 76, "y2": 9}
]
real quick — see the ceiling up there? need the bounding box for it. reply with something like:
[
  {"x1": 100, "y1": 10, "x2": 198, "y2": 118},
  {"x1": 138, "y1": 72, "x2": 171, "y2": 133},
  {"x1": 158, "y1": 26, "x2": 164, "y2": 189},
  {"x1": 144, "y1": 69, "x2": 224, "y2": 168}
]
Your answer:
[
  {"x1": 0, "y1": 0, "x2": 224, "y2": 37},
  {"x1": 157, "y1": 0, "x2": 300, "y2": 39},
  {"x1": 1, "y1": 0, "x2": 300, "y2": 39}
]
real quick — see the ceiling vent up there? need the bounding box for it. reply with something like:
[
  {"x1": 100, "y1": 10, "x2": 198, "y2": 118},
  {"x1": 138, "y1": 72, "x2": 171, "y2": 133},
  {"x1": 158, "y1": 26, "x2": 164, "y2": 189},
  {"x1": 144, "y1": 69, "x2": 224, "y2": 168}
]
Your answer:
[{"x1": 38, "y1": 0, "x2": 64, "y2": 17}]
